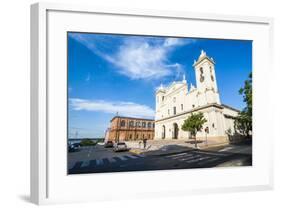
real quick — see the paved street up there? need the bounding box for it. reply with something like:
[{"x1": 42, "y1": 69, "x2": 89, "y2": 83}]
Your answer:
[{"x1": 68, "y1": 143, "x2": 252, "y2": 174}]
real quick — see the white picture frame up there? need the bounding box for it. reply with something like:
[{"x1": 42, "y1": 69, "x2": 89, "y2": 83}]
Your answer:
[{"x1": 30, "y1": 2, "x2": 274, "y2": 205}]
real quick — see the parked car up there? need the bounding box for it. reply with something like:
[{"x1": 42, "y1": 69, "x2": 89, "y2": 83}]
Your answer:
[
  {"x1": 113, "y1": 142, "x2": 128, "y2": 152},
  {"x1": 68, "y1": 142, "x2": 81, "y2": 152},
  {"x1": 104, "y1": 141, "x2": 114, "y2": 148}
]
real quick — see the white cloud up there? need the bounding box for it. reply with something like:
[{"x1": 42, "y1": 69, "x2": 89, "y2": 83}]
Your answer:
[
  {"x1": 110, "y1": 41, "x2": 172, "y2": 79},
  {"x1": 69, "y1": 34, "x2": 195, "y2": 80},
  {"x1": 69, "y1": 98, "x2": 155, "y2": 118}
]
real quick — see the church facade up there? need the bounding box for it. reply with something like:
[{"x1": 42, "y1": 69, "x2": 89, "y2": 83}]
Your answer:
[{"x1": 154, "y1": 50, "x2": 239, "y2": 144}]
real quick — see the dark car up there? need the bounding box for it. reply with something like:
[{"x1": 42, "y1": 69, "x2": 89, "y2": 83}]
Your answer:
[
  {"x1": 104, "y1": 141, "x2": 114, "y2": 148},
  {"x1": 68, "y1": 142, "x2": 81, "y2": 152},
  {"x1": 113, "y1": 142, "x2": 128, "y2": 152}
]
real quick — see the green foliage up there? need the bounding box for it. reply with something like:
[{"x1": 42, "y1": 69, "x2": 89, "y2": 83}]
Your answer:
[
  {"x1": 80, "y1": 139, "x2": 96, "y2": 146},
  {"x1": 235, "y1": 72, "x2": 252, "y2": 137},
  {"x1": 182, "y1": 112, "x2": 207, "y2": 138}
]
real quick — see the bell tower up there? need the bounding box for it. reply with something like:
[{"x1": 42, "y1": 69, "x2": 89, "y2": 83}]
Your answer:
[{"x1": 193, "y1": 50, "x2": 221, "y2": 105}]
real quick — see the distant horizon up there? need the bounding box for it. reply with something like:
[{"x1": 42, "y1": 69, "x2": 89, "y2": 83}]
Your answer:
[{"x1": 68, "y1": 32, "x2": 252, "y2": 138}]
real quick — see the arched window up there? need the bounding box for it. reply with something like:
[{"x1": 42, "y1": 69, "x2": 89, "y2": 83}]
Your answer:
[
  {"x1": 129, "y1": 121, "x2": 134, "y2": 127},
  {"x1": 136, "y1": 121, "x2": 141, "y2": 128},
  {"x1": 148, "y1": 122, "x2": 152, "y2": 128},
  {"x1": 162, "y1": 125, "x2": 166, "y2": 139},
  {"x1": 172, "y1": 123, "x2": 179, "y2": 139},
  {"x1": 120, "y1": 120, "x2": 126, "y2": 127},
  {"x1": 142, "y1": 122, "x2": 146, "y2": 128}
]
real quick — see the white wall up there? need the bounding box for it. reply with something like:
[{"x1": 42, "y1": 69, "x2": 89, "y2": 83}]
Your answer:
[{"x1": 0, "y1": 0, "x2": 280, "y2": 208}]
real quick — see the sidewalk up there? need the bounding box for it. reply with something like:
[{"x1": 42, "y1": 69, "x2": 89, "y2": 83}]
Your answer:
[{"x1": 128, "y1": 139, "x2": 229, "y2": 156}]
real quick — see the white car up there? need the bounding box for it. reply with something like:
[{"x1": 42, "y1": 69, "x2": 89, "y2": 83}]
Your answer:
[{"x1": 113, "y1": 142, "x2": 128, "y2": 152}]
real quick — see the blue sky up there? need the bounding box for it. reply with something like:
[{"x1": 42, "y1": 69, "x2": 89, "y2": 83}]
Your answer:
[{"x1": 68, "y1": 32, "x2": 252, "y2": 138}]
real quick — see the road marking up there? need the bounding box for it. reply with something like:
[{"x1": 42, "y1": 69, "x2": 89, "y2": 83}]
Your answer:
[
  {"x1": 196, "y1": 151, "x2": 228, "y2": 157},
  {"x1": 68, "y1": 163, "x2": 76, "y2": 170},
  {"x1": 166, "y1": 152, "x2": 188, "y2": 158},
  {"x1": 186, "y1": 156, "x2": 211, "y2": 163},
  {"x1": 125, "y1": 155, "x2": 138, "y2": 159},
  {"x1": 102, "y1": 158, "x2": 110, "y2": 165},
  {"x1": 81, "y1": 161, "x2": 90, "y2": 168},
  {"x1": 96, "y1": 159, "x2": 103, "y2": 166},
  {"x1": 173, "y1": 154, "x2": 194, "y2": 159},
  {"x1": 119, "y1": 156, "x2": 128, "y2": 161},
  {"x1": 108, "y1": 157, "x2": 117, "y2": 163},
  {"x1": 219, "y1": 147, "x2": 234, "y2": 152},
  {"x1": 198, "y1": 157, "x2": 220, "y2": 166},
  {"x1": 72, "y1": 161, "x2": 83, "y2": 169},
  {"x1": 178, "y1": 155, "x2": 198, "y2": 161}
]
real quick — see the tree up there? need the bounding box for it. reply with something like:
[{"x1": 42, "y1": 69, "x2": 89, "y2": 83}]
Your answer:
[
  {"x1": 182, "y1": 112, "x2": 207, "y2": 148},
  {"x1": 234, "y1": 72, "x2": 252, "y2": 138}
]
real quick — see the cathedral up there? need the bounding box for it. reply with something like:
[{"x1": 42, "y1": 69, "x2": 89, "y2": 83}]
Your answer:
[{"x1": 154, "y1": 50, "x2": 239, "y2": 144}]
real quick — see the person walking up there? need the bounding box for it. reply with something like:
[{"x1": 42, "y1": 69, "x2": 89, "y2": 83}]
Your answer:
[{"x1": 143, "y1": 138, "x2": 147, "y2": 149}]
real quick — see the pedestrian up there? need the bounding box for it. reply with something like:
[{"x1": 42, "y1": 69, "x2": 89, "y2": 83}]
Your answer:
[{"x1": 143, "y1": 138, "x2": 147, "y2": 149}]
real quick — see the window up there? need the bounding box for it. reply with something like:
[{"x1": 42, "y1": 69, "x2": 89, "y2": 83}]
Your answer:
[
  {"x1": 129, "y1": 134, "x2": 132, "y2": 139},
  {"x1": 173, "y1": 106, "x2": 176, "y2": 115},
  {"x1": 129, "y1": 121, "x2": 134, "y2": 127},
  {"x1": 148, "y1": 134, "x2": 150, "y2": 139},
  {"x1": 120, "y1": 120, "x2": 126, "y2": 127},
  {"x1": 148, "y1": 122, "x2": 152, "y2": 128},
  {"x1": 136, "y1": 121, "x2": 141, "y2": 128},
  {"x1": 181, "y1": 104, "x2": 183, "y2": 110},
  {"x1": 168, "y1": 109, "x2": 170, "y2": 115},
  {"x1": 192, "y1": 104, "x2": 195, "y2": 108},
  {"x1": 212, "y1": 123, "x2": 215, "y2": 128},
  {"x1": 173, "y1": 97, "x2": 176, "y2": 102},
  {"x1": 142, "y1": 134, "x2": 145, "y2": 139},
  {"x1": 162, "y1": 96, "x2": 164, "y2": 101},
  {"x1": 153, "y1": 123, "x2": 155, "y2": 128},
  {"x1": 200, "y1": 67, "x2": 204, "y2": 82},
  {"x1": 142, "y1": 122, "x2": 146, "y2": 128}
]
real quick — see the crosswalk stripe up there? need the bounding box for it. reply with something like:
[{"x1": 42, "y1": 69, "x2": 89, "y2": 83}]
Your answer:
[
  {"x1": 219, "y1": 147, "x2": 234, "y2": 152},
  {"x1": 166, "y1": 152, "x2": 188, "y2": 158},
  {"x1": 196, "y1": 151, "x2": 228, "y2": 157},
  {"x1": 72, "y1": 161, "x2": 83, "y2": 169},
  {"x1": 198, "y1": 157, "x2": 220, "y2": 166},
  {"x1": 96, "y1": 159, "x2": 103, "y2": 166},
  {"x1": 108, "y1": 157, "x2": 116, "y2": 163},
  {"x1": 119, "y1": 156, "x2": 128, "y2": 161},
  {"x1": 172, "y1": 154, "x2": 194, "y2": 159},
  {"x1": 185, "y1": 156, "x2": 212, "y2": 164},
  {"x1": 125, "y1": 155, "x2": 138, "y2": 159},
  {"x1": 68, "y1": 163, "x2": 76, "y2": 170},
  {"x1": 102, "y1": 158, "x2": 110, "y2": 165},
  {"x1": 81, "y1": 161, "x2": 90, "y2": 168},
  {"x1": 178, "y1": 155, "x2": 198, "y2": 161}
]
